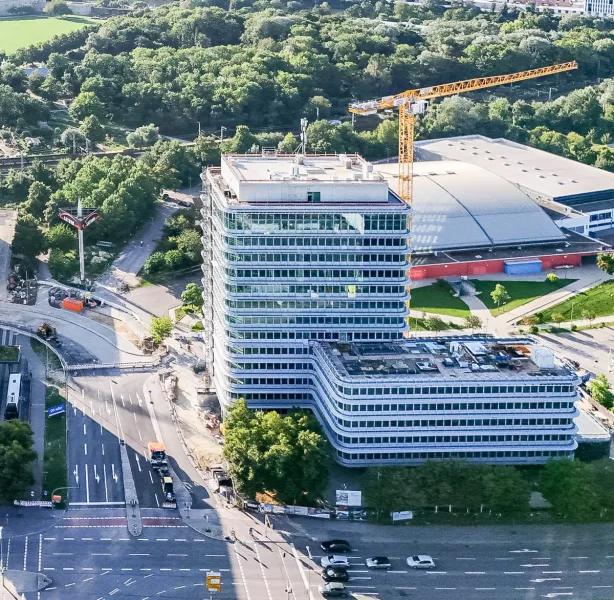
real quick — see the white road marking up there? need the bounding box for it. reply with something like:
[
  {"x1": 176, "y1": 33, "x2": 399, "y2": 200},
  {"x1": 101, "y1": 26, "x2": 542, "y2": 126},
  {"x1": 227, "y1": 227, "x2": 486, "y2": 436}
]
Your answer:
[
  {"x1": 129, "y1": 394, "x2": 133, "y2": 406},
  {"x1": 84, "y1": 443, "x2": 87, "y2": 455},
  {"x1": 521, "y1": 564, "x2": 550, "y2": 567},
  {"x1": 530, "y1": 578, "x2": 561, "y2": 583},
  {"x1": 85, "y1": 463, "x2": 90, "y2": 503},
  {"x1": 516, "y1": 588, "x2": 535, "y2": 591},
  {"x1": 505, "y1": 572, "x2": 525, "y2": 575},
  {"x1": 121, "y1": 394, "x2": 125, "y2": 407},
  {"x1": 102, "y1": 444, "x2": 104, "y2": 456},
  {"x1": 510, "y1": 550, "x2": 538, "y2": 553},
  {"x1": 52, "y1": 553, "x2": 74, "y2": 556},
  {"x1": 475, "y1": 588, "x2": 496, "y2": 591},
  {"x1": 23, "y1": 536, "x2": 28, "y2": 571},
  {"x1": 149, "y1": 471, "x2": 154, "y2": 484},
  {"x1": 155, "y1": 494, "x2": 160, "y2": 507},
  {"x1": 427, "y1": 571, "x2": 447, "y2": 574},
  {"x1": 349, "y1": 577, "x2": 372, "y2": 581},
  {"x1": 569, "y1": 556, "x2": 588, "y2": 559},
  {"x1": 167, "y1": 554, "x2": 188, "y2": 557},
  {"x1": 103, "y1": 464, "x2": 109, "y2": 502},
  {"x1": 435, "y1": 588, "x2": 455, "y2": 591},
  {"x1": 137, "y1": 429, "x2": 143, "y2": 442},
  {"x1": 495, "y1": 558, "x2": 513, "y2": 561},
  {"x1": 395, "y1": 588, "x2": 416, "y2": 591},
  {"x1": 457, "y1": 558, "x2": 475, "y2": 561},
  {"x1": 465, "y1": 572, "x2": 486, "y2": 575},
  {"x1": 135, "y1": 454, "x2": 141, "y2": 472},
  {"x1": 579, "y1": 570, "x2": 600, "y2": 573},
  {"x1": 593, "y1": 585, "x2": 613, "y2": 588},
  {"x1": 542, "y1": 571, "x2": 563, "y2": 574},
  {"x1": 388, "y1": 570, "x2": 407, "y2": 574},
  {"x1": 83, "y1": 424, "x2": 86, "y2": 435},
  {"x1": 133, "y1": 412, "x2": 137, "y2": 423}
]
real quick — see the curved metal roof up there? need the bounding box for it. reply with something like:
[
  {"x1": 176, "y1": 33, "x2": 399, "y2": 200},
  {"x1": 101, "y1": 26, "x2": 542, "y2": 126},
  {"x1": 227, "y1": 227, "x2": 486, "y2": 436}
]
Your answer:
[{"x1": 376, "y1": 160, "x2": 565, "y2": 252}]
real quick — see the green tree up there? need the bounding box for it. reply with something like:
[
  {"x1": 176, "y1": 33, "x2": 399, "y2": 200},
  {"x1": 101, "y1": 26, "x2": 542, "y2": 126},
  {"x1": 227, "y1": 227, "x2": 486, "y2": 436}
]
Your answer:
[
  {"x1": 551, "y1": 312, "x2": 565, "y2": 326},
  {"x1": 194, "y1": 135, "x2": 221, "y2": 165},
  {"x1": 364, "y1": 467, "x2": 426, "y2": 520},
  {"x1": 69, "y1": 91, "x2": 105, "y2": 121},
  {"x1": 150, "y1": 316, "x2": 173, "y2": 343},
  {"x1": 22, "y1": 181, "x2": 51, "y2": 221},
  {"x1": 126, "y1": 124, "x2": 160, "y2": 148},
  {"x1": 588, "y1": 374, "x2": 614, "y2": 409},
  {"x1": 143, "y1": 251, "x2": 166, "y2": 274},
  {"x1": 425, "y1": 316, "x2": 446, "y2": 331},
  {"x1": 221, "y1": 125, "x2": 259, "y2": 154},
  {"x1": 12, "y1": 214, "x2": 47, "y2": 260},
  {"x1": 463, "y1": 315, "x2": 482, "y2": 331},
  {"x1": 597, "y1": 253, "x2": 614, "y2": 275},
  {"x1": 546, "y1": 273, "x2": 559, "y2": 283},
  {"x1": 164, "y1": 249, "x2": 184, "y2": 270},
  {"x1": 176, "y1": 229, "x2": 201, "y2": 260},
  {"x1": 181, "y1": 282, "x2": 204, "y2": 308},
  {"x1": 490, "y1": 284, "x2": 510, "y2": 309},
  {"x1": 43, "y1": 0, "x2": 72, "y2": 15},
  {"x1": 540, "y1": 459, "x2": 600, "y2": 521},
  {"x1": 45, "y1": 224, "x2": 77, "y2": 253},
  {"x1": 223, "y1": 399, "x2": 331, "y2": 504},
  {"x1": 277, "y1": 132, "x2": 298, "y2": 154},
  {"x1": 80, "y1": 115, "x2": 105, "y2": 146},
  {"x1": 0, "y1": 420, "x2": 37, "y2": 502},
  {"x1": 581, "y1": 309, "x2": 596, "y2": 326},
  {"x1": 48, "y1": 249, "x2": 79, "y2": 281}
]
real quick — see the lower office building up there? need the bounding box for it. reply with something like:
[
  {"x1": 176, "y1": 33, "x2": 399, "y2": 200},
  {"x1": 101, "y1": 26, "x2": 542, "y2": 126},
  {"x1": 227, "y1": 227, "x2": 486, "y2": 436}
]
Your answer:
[{"x1": 200, "y1": 153, "x2": 580, "y2": 466}]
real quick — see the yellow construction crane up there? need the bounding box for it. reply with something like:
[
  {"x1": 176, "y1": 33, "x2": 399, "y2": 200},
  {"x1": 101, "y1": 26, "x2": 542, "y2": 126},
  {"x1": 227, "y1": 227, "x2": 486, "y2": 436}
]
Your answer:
[
  {"x1": 349, "y1": 61, "x2": 577, "y2": 206},
  {"x1": 349, "y1": 61, "x2": 577, "y2": 333}
]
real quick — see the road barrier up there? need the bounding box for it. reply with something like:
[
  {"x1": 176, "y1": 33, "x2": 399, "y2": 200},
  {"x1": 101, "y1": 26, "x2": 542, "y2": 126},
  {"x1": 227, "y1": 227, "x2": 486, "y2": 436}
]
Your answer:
[{"x1": 69, "y1": 358, "x2": 161, "y2": 372}]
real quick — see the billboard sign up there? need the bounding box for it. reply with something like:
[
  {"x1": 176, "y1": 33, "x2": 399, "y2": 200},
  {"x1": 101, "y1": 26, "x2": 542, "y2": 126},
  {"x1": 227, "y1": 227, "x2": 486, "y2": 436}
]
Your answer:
[
  {"x1": 335, "y1": 490, "x2": 362, "y2": 507},
  {"x1": 48, "y1": 404, "x2": 65, "y2": 417}
]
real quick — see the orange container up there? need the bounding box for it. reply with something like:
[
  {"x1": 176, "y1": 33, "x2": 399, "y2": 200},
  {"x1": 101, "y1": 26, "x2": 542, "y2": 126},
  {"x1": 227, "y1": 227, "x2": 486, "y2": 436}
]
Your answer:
[{"x1": 62, "y1": 297, "x2": 84, "y2": 313}]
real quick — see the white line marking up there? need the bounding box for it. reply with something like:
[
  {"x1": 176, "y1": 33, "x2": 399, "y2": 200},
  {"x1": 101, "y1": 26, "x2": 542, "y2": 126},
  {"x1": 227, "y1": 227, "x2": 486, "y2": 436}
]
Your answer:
[
  {"x1": 84, "y1": 443, "x2": 87, "y2": 456},
  {"x1": 102, "y1": 444, "x2": 104, "y2": 456},
  {"x1": 85, "y1": 463, "x2": 90, "y2": 503},
  {"x1": 83, "y1": 424, "x2": 86, "y2": 435},
  {"x1": 465, "y1": 572, "x2": 486, "y2": 575},
  {"x1": 23, "y1": 536, "x2": 28, "y2": 571},
  {"x1": 149, "y1": 471, "x2": 154, "y2": 484},
  {"x1": 137, "y1": 429, "x2": 143, "y2": 442},
  {"x1": 103, "y1": 464, "x2": 109, "y2": 502},
  {"x1": 579, "y1": 570, "x2": 600, "y2": 573},
  {"x1": 505, "y1": 572, "x2": 525, "y2": 575}
]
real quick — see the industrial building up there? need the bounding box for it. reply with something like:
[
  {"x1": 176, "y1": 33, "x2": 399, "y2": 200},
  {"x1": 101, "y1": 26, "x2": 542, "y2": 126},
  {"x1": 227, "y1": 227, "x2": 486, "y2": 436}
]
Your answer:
[{"x1": 200, "y1": 153, "x2": 580, "y2": 466}]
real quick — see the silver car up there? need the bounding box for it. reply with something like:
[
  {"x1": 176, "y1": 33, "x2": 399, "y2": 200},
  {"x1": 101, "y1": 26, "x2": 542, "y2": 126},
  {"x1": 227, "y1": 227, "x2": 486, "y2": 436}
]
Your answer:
[
  {"x1": 406, "y1": 554, "x2": 436, "y2": 569},
  {"x1": 366, "y1": 556, "x2": 391, "y2": 569},
  {"x1": 321, "y1": 555, "x2": 350, "y2": 569}
]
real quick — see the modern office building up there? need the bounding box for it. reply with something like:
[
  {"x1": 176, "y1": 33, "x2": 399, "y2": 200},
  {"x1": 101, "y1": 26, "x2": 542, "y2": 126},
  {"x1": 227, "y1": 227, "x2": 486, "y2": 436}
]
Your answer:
[{"x1": 200, "y1": 153, "x2": 580, "y2": 466}]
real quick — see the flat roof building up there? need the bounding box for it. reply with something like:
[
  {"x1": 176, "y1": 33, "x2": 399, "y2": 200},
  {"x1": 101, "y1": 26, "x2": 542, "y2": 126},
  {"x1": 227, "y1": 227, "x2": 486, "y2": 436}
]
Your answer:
[{"x1": 200, "y1": 153, "x2": 580, "y2": 466}]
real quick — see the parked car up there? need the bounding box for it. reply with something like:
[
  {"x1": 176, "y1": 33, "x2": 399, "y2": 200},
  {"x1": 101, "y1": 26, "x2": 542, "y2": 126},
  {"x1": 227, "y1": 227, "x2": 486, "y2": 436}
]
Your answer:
[
  {"x1": 319, "y1": 582, "x2": 349, "y2": 598},
  {"x1": 321, "y1": 539, "x2": 351, "y2": 553},
  {"x1": 321, "y1": 555, "x2": 350, "y2": 569},
  {"x1": 322, "y1": 566, "x2": 349, "y2": 582},
  {"x1": 406, "y1": 555, "x2": 436, "y2": 569},
  {"x1": 366, "y1": 556, "x2": 391, "y2": 569}
]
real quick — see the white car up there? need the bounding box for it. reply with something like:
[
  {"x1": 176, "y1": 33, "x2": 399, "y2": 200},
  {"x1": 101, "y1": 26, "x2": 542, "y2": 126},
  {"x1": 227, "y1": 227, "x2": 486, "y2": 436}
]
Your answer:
[
  {"x1": 406, "y1": 554, "x2": 436, "y2": 569},
  {"x1": 321, "y1": 555, "x2": 350, "y2": 569}
]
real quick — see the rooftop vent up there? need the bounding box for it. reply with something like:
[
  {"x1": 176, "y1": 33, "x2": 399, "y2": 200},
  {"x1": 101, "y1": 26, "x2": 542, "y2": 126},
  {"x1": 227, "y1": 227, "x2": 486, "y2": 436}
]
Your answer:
[
  {"x1": 504, "y1": 163, "x2": 510, "y2": 166},
  {"x1": 534, "y1": 167, "x2": 541, "y2": 171},
  {"x1": 571, "y1": 180, "x2": 578, "y2": 183},
  {"x1": 521, "y1": 169, "x2": 528, "y2": 172}
]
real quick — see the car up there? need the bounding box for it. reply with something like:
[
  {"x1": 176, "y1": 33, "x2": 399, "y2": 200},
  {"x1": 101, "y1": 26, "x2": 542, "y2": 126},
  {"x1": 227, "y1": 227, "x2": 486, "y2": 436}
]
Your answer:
[
  {"x1": 319, "y1": 582, "x2": 349, "y2": 598},
  {"x1": 321, "y1": 539, "x2": 351, "y2": 553},
  {"x1": 406, "y1": 554, "x2": 436, "y2": 569},
  {"x1": 322, "y1": 567, "x2": 349, "y2": 582},
  {"x1": 366, "y1": 556, "x2": 391, "y2": 569},
  {"x1": 320, "y1": 555, "x2": 350, "y2": 569}
]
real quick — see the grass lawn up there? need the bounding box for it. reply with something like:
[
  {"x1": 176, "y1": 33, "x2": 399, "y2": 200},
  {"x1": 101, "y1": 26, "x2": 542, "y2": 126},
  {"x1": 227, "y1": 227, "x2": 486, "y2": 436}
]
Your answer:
[
  {"x1": 0, "y1": 16, "x2": 98, "y2": 54},
  {"x1": 410, "y1": 280, "x2": 471, "y2": 319},
  {"x1": 0, "y1": 345, "x2": 19, "y2": 362},
  {"x1": 43, "y1": 386, "x2": 67, "y2": 505},
  {"x1": 537, "y1": 280, "x2": 614, "y2": 322},
  {"x1": 30, "y1": 338, "x2": 62, "y2": 372},
  {"x1": 472, "y1": 278, "x2": 577, "y2": 316}
]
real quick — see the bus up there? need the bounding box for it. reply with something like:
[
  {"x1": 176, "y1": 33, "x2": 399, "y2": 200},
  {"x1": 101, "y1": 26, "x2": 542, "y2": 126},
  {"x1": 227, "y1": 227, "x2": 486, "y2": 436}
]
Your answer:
[{"x1": 5, "y1": 373, "x2": 21, "y2": 420}]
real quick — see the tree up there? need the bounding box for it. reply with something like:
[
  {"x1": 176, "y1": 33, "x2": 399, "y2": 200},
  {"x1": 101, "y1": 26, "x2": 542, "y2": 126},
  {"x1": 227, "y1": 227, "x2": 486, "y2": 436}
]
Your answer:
[
  {"x1": 12, "y1": 214, "x2": 47, "y2": 261},
  {"x1": 43, "y1": 0, "x2": 72, "y2": 15},
  {"x1": 126, "y1": 124, "x2": 160, "y2": 148},
  {"x1": 176, "y1": 229, "x2": 201, "y2": 261},
  {"x1": 520, "y1": 314, "x2": 539, "y2": 327},
  {"x1": 490, "y1": 284, "x2": 510, "y2": 309},
  {"x1": 143, "y1": 251, "x2": 166, "y2": 274},
  {"x1": 425, "y1": 316, "x2": 446, "y2": 331},
  {"x1": 221, "y1": 126, "x2": 259, "y2": 154},
  {"x1": 0, "y1": 420, "x2": 37, "y2": 502},
  {"x1": 540, "y1": 459, "x2": 600, "y2": 521},
  {"x1": 597, "y1": 253, "x2": 614, "y2": 275},
  {"x1": 546, "y1": 273, "x2": 559, "y2": 283},
  {"x1": 194, "y1": 135, "x2": 221, "y2": 165},
  {"x1": 45, "y1": 224, "x2": 77, "y2": 253},
  {"x1": 463, "y1": 315, "x2": 482, "y2": 331},
  {"x1": 22, "y1": 181, "x2": 51, "y2": 221},
  {"x1": 164, "y1": 249, "x2": 184, "y2": 270},
  {"x1": 581, "y1": 309, "x2": 596, "y2": 326},
  {"x1": 69, "y1": 91, "x2": 105, "y2": 121},
  {"x1": 181, "y1": 282, "x2": 204, "y2": 308},
  {"x1": 588, "y1": 374, "x2": 614, "y2": 409},
  {"x1": 223, "y1": 399, "x2": 331, "y2": 504},
  {"x1": 150, "y1": 316, "x2": 173, "y2": 343},
  {"x1": 80, "y1": 115, "x2": 105, "y2": 146},
  {"x1": 60, "y1": 127, "x2": 85, "y2": 151},
  {"x1": 277, "y1": 132, "x2": 298, "y2": 154},
  {"x1": 551, "y1": 312, "x2": 565, "y2": 326}
]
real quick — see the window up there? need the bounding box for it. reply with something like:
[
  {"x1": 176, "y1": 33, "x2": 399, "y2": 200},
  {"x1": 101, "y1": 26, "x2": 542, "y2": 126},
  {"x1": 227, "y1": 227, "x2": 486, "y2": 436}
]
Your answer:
[{"x1": 307, "y1": 191, "x2": 321, "y2": 202}]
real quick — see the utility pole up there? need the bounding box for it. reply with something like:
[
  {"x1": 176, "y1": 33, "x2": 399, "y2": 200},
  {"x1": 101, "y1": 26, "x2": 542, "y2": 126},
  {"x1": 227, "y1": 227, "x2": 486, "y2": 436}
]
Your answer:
[
  {"x1": 300, "y1": 118, "x2": 308, "y2": 154},
  {"x1": 198, "y1": 122, "x2": 201, "y2": 138},
  {"x1": 58, "y1": 199, "x2": 100, "y2": 285},
  {"x1": 220, "y1": 126, "x2": 227, "y2": 142}
]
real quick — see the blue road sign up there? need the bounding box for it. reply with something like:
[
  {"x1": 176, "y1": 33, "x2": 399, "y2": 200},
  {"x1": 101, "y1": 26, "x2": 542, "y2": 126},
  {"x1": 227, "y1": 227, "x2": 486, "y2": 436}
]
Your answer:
[{"x1": 47, "y1": 404, "x2": 65, "y2": 417}]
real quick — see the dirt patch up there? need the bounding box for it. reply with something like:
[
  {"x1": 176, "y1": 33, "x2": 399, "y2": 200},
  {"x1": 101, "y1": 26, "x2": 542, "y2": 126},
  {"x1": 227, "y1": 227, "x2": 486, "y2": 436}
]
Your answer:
[{"x1": 85, "y1": 310, "x2": 141, "y2": 346}]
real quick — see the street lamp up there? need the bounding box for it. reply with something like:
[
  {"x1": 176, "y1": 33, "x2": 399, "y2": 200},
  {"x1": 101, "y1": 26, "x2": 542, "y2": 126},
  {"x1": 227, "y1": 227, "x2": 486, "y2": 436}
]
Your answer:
[{"x1": 306, "y1": 545, "x2": 312, "y2": 598}]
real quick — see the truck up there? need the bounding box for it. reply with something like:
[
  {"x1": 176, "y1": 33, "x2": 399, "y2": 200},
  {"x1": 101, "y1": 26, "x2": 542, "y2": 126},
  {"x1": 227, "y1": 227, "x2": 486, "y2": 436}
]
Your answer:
[
  {"x1": 148, "y1": 442, "x2": 168, "y2": 473},
  {"x1": 161, "y1": 476, "x2": 177, "y2": 509}
]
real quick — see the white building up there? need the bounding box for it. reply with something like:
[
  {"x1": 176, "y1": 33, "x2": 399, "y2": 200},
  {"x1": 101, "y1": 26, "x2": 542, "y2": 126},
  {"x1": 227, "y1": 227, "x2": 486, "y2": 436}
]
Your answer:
[
  {"x1": 416, "y1": 135, "x2": 614, "y2": 236},
  {"x1": 200, "y1": 153, "x2": 580, "y2": 466}
]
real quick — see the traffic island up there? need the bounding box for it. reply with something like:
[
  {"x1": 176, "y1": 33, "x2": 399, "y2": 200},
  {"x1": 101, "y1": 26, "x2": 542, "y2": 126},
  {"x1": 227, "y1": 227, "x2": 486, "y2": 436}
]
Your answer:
[
  {"x1": 43, "y1": 386, "x2": 67, "y2": 506},
  {"x1": 2, "y1": 570, "x2": 52, "y2": 598}
]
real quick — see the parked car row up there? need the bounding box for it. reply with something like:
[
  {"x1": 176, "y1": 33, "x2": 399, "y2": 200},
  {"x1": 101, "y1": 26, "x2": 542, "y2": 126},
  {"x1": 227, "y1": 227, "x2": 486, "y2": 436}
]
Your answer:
[{"x1": 317, "y1": 539, "x2": 437, "y2": 597}]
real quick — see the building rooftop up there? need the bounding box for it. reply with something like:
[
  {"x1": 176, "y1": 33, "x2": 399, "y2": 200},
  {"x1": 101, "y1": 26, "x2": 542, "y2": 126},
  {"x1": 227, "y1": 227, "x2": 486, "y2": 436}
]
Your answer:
[
  {"x1": 574, "y1": 406, "x2": 612, "y2": 442},
  {"x1": 214, "y1": 154, "x2": 398, "y2": 207},
  {"x1": 320, "y1": 338, "x2": 575, "y2": 381},
  {"x1": 415, "y1": 136, "x2": 614, "y2": 205},
  {"x1": 375, "y1": 160, "x2": 564, "y2": 252}
]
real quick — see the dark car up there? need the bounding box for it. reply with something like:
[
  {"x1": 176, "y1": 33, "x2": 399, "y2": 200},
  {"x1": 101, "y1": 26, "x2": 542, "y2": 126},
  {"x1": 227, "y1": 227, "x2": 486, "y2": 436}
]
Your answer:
[
  {"x1": 366, "y1": 556, "x2": 391, "y2": 569},
  {"x1": 320, "y1": 539, "x2": 351, "y2": 553},
  {"x1": 319, "y1": 582, "x2": 349, "y2": 598},
  {"x1": 322, "y1": 566, "x2": 349, "y2": 583}
]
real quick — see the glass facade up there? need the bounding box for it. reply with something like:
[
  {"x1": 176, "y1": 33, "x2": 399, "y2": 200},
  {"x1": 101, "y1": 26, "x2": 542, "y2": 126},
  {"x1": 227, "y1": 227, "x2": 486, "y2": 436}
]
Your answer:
[{"x1": 201, "y1": 159, "x2": 579, "y2": 467}]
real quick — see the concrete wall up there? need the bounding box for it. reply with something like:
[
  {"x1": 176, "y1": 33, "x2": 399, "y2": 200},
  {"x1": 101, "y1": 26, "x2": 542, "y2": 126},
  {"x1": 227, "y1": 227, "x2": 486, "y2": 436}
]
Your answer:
[
  {"x1": 410, "y1": 252, "x2": 585, "y2": 280},
  {"x1": 66, "y1": 1, "x2": 93, "y2": 14}
]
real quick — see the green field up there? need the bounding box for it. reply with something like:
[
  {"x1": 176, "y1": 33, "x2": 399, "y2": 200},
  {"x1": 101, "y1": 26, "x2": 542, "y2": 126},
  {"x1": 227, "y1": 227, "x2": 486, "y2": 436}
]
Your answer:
[
  {"x1": 0, "y1": 16, "x2": 98, "y2": 54},
  {"x1": 537, "y1": 280, "x2": 614, "y2": 322},
  {"x1": 410, "y1": 279, "x2": 471, "y2": 319},
  {"x1": 472, "y1": 279, "x2": 577, "y2": 316}
]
